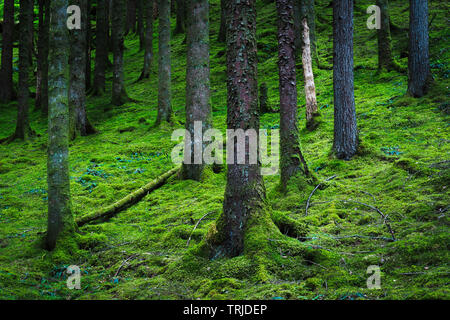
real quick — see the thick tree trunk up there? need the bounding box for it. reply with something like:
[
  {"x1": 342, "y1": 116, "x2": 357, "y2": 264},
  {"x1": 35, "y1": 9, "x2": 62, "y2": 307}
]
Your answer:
[
  {"x1": 302, "y1": 18, "x2": 319, "y2": 130},
  {"x1": 0, "y1": 0, "x2": 15, "y2": 103},
  {"x1": 35, "y1": 0, "x2": 50, "y2": 113},
  {"x1": 182, "y1": 0, "x2": 212, "y2": 181},
  {"x1": 407, "y1": 0, "x2": 432, "y2": 97},
  {"x1": 13, "y1": 0, "x2": 34, "y2": 140},
  {"x1": 217, "y1": 0, "x2": 226, "y2": 43},
  {"x1": 174, "y1": 0, "x2": 186, "y2": 35},
  {"x1": 47, "y1": 0, "x2": 75, "y2": 251},
  {"x1": 93, "y1": 0, "x2": 108, "y2": 95},
  {"x1": 214, "y1": 0, "x2": 266, "y2": 257},
  {"x1": 138, "y1": 0, "x2": 154, "y2": 81},
  {"x1": 69, "y1": 0, "x2": 96, "y2": 139},
  {"x1": 377, "y1": 0, "x2": 397, "y2": 71},
  {"x1": 156, "y1": 0, "x2": 173, "y2": 124},
  {"x1": 111, "y1": 0, "x2": 130, "y2": 106},
  {"x1": 333, "y1": 0, "x2": 358, "y2": 160},
  {"x1": 277, "y1": 0, "x2": 311, "y2": 189}
]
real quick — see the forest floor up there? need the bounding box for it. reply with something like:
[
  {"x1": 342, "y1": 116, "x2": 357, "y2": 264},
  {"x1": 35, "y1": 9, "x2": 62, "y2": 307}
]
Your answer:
[{"x1": 0, "y1": 0, "x2": 449, "y2": 300}]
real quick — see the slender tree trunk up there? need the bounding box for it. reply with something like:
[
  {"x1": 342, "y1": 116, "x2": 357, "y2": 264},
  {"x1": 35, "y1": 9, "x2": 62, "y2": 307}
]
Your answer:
[
  {"x1": 217, "y1": 0, "x2": 226, "y2": 43},
  {"x1": 47, "y1": 0, "x2": 75, "y2": 251},
  {"x1": 377, "y1": 0, "x2": 397, "y2": 71},
  {"x1": 126, "y1": 0, "x2": 136, "y2": 35},
  {"x1": 277, "y1": 0, "x2": 311, "y2": 189},
  {"x1": 93, "y1": 0, "x2": 108, "y2": 95},
  {"x1": 259, "y1": 82, "x2": 272, "y2": 114},
  {"x1": 174, "y1": 0, "x2": 186, "y2": 35},
  {"x1": 214, "y1": 0, "x2": 266, "y2": 257},
  {"x1": 13, "y1": 0, "x2": 35, "y2": 140},
  {"x1": 407, "y1": 0, "x2": 432, "y2": 97},
  {"x1": 182, "y1": 0, "x2": 212, "y2": 181},
  {"x1": 294, "y1": 0, "x2": 316, "y2": 60},
  {"x1": 111, "y1": 0, "x2": 130, "y2": 106},
  {"x1": 85, "y1": 0, "x2": 92, "y2": 91},
  {"x1": 36, "y1": 0, "x2": 50, "y2": 114},
  {"x1": 138, "y1": 0, "x2": 154, "y2": 81},
  {"x1": 302, "y1": 18, "x2": 319, "y2": 130},
  {"x1": 69, "y1": 0, "x2": 96, "y2": 139},
  {"x1": 0, "y1": 0, "x2": 15, "y2": 103},
  {"x1": 156, "y1": 0, "x2": 173, "y2": 124},
  {"x1": 333, "y1": 0, "x2": 358, "y2": 160},
  {"x1": 137, "y1": 0, "x2": 145, "y2": 50}
]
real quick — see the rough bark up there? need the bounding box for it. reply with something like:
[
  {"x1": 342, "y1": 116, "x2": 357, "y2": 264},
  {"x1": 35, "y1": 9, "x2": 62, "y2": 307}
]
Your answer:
[
  {"x1": 35, "y1": 0, "x2": 50, "y2": 113},
  {"x1": 12, "y1": 0, "x2": 35, "y2": 140},
  {"x1": 333, "y1": 0, "x2": 358, "y2": 160},
  {"x1": 111, "y1": 0, "x2": 130, "y2": 106},
  {"x1": 156, "y1": 0, "x2": 173, "y2": 124},
  {"x1": 0, "y1": 0, "x2": 15, "y2": 103},
  {"x1": 302, "y1": 18, "x2": 319, "y2": 130},
  {"x1": 138, "y1": 0, "x2": 154, "y2": 81},
  {"x1": 69, "y1": 0, "x2": 96, "y2": 139},
  {"x1": 174, "y1": 0, "x2": 186, "y2": 35},
  {"x1": 214, "y1": 0, "x2": 266, "y2": 258},
  {"x1": 182, "y1": 0, "x2": 212, "y2": 181},
  {"x1": 47, "y1": 0, "x2": 75, "y2": 250},
  {"x1": 294, "y1": 0, "x2": 316, "y2": 58},
  {"x1": 407, "y1": 0, "x2": 432, "y2": 98},
  {"x1": 277, "y1": 0, "x2": 311, "y2": 189},
  {"x1": 217, "y1": 0, "x2": 226, "y2": 43},
  {"x1": 93, "y1": 0, "x2": 108, "y2": 95}
]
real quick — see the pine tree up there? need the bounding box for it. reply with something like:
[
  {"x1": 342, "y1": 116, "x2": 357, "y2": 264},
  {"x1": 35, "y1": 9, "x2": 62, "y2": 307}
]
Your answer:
[
  {"x1": 138, "y1": 0, "x2": 154, "y2": 81},
  {"x1": 35, "y1": 0, "x2": 50, "y2": 114},
  {"x1": 93, "y1": 0, "x2": 108, "y2": 95},
  {"x1": 0, "y1": 0, "x2": 15, "y2": 103}
]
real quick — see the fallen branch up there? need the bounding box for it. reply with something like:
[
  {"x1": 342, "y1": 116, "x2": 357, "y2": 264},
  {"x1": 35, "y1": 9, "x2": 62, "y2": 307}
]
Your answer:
[
  {"x1": 76, "y1": 166, "x2": 180, "y2": 227},
  {"x1": 305, "y1": 175, "x2": 337, "y2": 216},
  {"x1": 186, "y1": 212, "x2": 212, "y2": 248},
  {"x1": 114, "y1": 254, "x2": 138, "y2": 278}
]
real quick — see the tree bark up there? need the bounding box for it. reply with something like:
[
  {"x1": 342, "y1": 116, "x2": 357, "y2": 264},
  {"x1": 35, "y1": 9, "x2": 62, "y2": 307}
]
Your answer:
[
  {"x1": 111, "y1": 0, "x2": 130, "y2": 106},
  {"x1": 126, "y1": 0, "x2": 137, "y2": 35},
  {"x1": 13, "y1": 0, "x2": 35, "y2": 140},
  {"x1": 214, "y1": 0, "x2": 266, "y2": 257},
  {"x1": 0, "y1": 0, "x2": 15, "y2": 103},
  {"x1": 35, "y1": 0, "x2": 50, "y2": 114},
  {"x1": 85, "y1": 0, "x2": 92, "y2": 91},
  {"x1": 136, "y1": 0, "x2": 145, "y2": 50},
  {"x1": 93, "y1": 0, "x2": 108, "y2": 95},
  {"x1": 302, "y1": 18, "x2": 319, "y2": 130},
  {"x1": 47, "y1": 0, "x2": 75, "y2": 251},
  {"x1": 217, "y1": 0, "x2": 227, "y2": 43},
  {"x1": 138, "y1": 0, "x2": 154, "y2": 81},
  {"x1": 156, "y1": 0, "x2": 173, "y2": 124},
  {"x1": 333, "y1": 0, "x2": 358, "y2": 160},
  {"x1": 407, "y1": 0, "x2": 432, "y2": 97},
  {"x1": 69, "y1": 0, "x2": 96, "y2": 139},
  {"x1": 174, "y1": 0, "x2": 186, "y2": 35},
  {"x1": 376, "y1": 0, "x2": 397, "y2": 71},
  {"x1": 182, "y1": 0, "x2": 212, "y2": 181},
  {"x1": 277, "y1": 0, "x2": 311, "y2": 190}
]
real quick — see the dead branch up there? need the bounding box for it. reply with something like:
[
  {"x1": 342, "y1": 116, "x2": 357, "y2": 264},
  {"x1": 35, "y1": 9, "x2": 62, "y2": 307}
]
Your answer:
[
  {"x1": 305, "y1": 175, "x2": 337, "y2": 216},
  {"x1": 186, "y1": 212, "x2": 212, "y2": 248}
]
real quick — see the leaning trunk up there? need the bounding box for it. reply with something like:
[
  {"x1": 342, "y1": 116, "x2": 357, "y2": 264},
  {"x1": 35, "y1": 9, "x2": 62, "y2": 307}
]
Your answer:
[{"x1": 333, "y1": 0, "x2": 357, "y2": 160}]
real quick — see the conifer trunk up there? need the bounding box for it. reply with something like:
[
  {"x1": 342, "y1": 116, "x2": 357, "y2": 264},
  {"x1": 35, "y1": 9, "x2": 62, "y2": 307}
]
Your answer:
[
  {"x1": 138, "y1": 0, "x2": 154, "y2": 81},
  {"x1": 35, "y1": 0, "x2": 50, "y2": 113},
  {"x1": 377, "y1": 0, "x2": 395, "y2": 71},
  {"x1": 93, "y1": 0, "x2": 108, "y2": 95},
  {"x1": 0, "y1": 0, "x2": 15, "y2": 103}
]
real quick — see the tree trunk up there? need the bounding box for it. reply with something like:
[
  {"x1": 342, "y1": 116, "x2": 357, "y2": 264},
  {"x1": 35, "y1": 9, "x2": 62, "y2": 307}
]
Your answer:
[
  {"x1": 277, "y1": 0, "x2": 311, "y2": 189},
  {"x1": 259, "y1": 82, "x2": 272, "y2": 114},
  {"x1": 69, "y1": 0, "x2": 96, "y2": 139},
  {"x1": 156, "y1": 0, "x2": 173, "y2": 124},
  {"x1": 217, "y1": 0, "x2": 226, "y2": 43},
  {"x1": 302, "y1": 18, "x2": 319, "y2": 130},
  {"x1": 214, "y1": 0, "x2": 266, "y2": 258},
  {"x1": 138, "y1": 0, "x2": 154, "y2": 81},
  {"x1": 136, "y1": 0, "x2": 145, "y2": 50},
  {"x1": 333, "y1": 0, "x2": 358, "y2": 160},
  {"x1": 35, "y1": 0, "x2": 50, "y2": 114},
  {"x1": 93, "y1": 0, "x2": 108, "y2": 95},
  {"x1": 13, "y1": 0, "x2": 35, "y2": 140},
  {"x1": 376, "y1": 0, "x2": 396, "y2": 71},
  {"x1": 126, "y1": 0, "x2": 136, "y2": 35},
  {"x1": 407, "y1": 0, "x2": 432, "y2": 97},
  {"x1": 174, "y1": 0, "x2": 186, "y2": 35},
  {"x1": 85, "y1": 0, "x2": 92, "y2": 91},
  {"x1": 0, "y1": 0, "x2": 15, "y2": 103},
  {"x1": 111, "y1": 0, "x2": 130, "y2": 106},
  {"x1": 294, "y1": 0, "x2": 316, "y2": 59},
  {"x1": 182, "y1": 0, "x2": 212, "y2": 181},
  {"x1": 47, "y1": 0, "x2": 75, "y2": 251}
]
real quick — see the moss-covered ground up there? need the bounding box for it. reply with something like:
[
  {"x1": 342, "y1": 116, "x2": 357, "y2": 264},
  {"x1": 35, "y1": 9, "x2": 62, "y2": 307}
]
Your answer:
[{"x1": 0, "y1": 0, "x2": 448, "y2": 300}]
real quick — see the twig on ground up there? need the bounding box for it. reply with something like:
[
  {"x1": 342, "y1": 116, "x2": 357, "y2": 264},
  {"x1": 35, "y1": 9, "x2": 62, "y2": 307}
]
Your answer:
[
  {"x1": 114, "y1": 254, "x2": 138, "y2": 278},
  {"x1": 305, "y1": 175, "x2": 337, "y2": 216},
  {"x1": 186, "y1": 212, "x2": 212, "y2": 248}
]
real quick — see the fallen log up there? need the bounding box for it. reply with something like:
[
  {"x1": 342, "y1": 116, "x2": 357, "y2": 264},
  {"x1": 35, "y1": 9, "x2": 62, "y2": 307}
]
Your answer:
[{"x1": 76, "y1": 166, "x2": 181, "y2": 227}]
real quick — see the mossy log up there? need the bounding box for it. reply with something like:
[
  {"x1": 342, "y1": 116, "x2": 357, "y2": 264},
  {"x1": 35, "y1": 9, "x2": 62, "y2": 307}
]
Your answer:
[{"x1": 76, "y1": 166, "x2": 180, "y2": 227}]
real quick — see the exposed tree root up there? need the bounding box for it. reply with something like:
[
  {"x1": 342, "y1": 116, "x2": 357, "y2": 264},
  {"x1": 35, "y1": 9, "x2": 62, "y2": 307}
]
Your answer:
[{"x1": 76, "y1": 166, "x2": 180, "y2": 227}]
